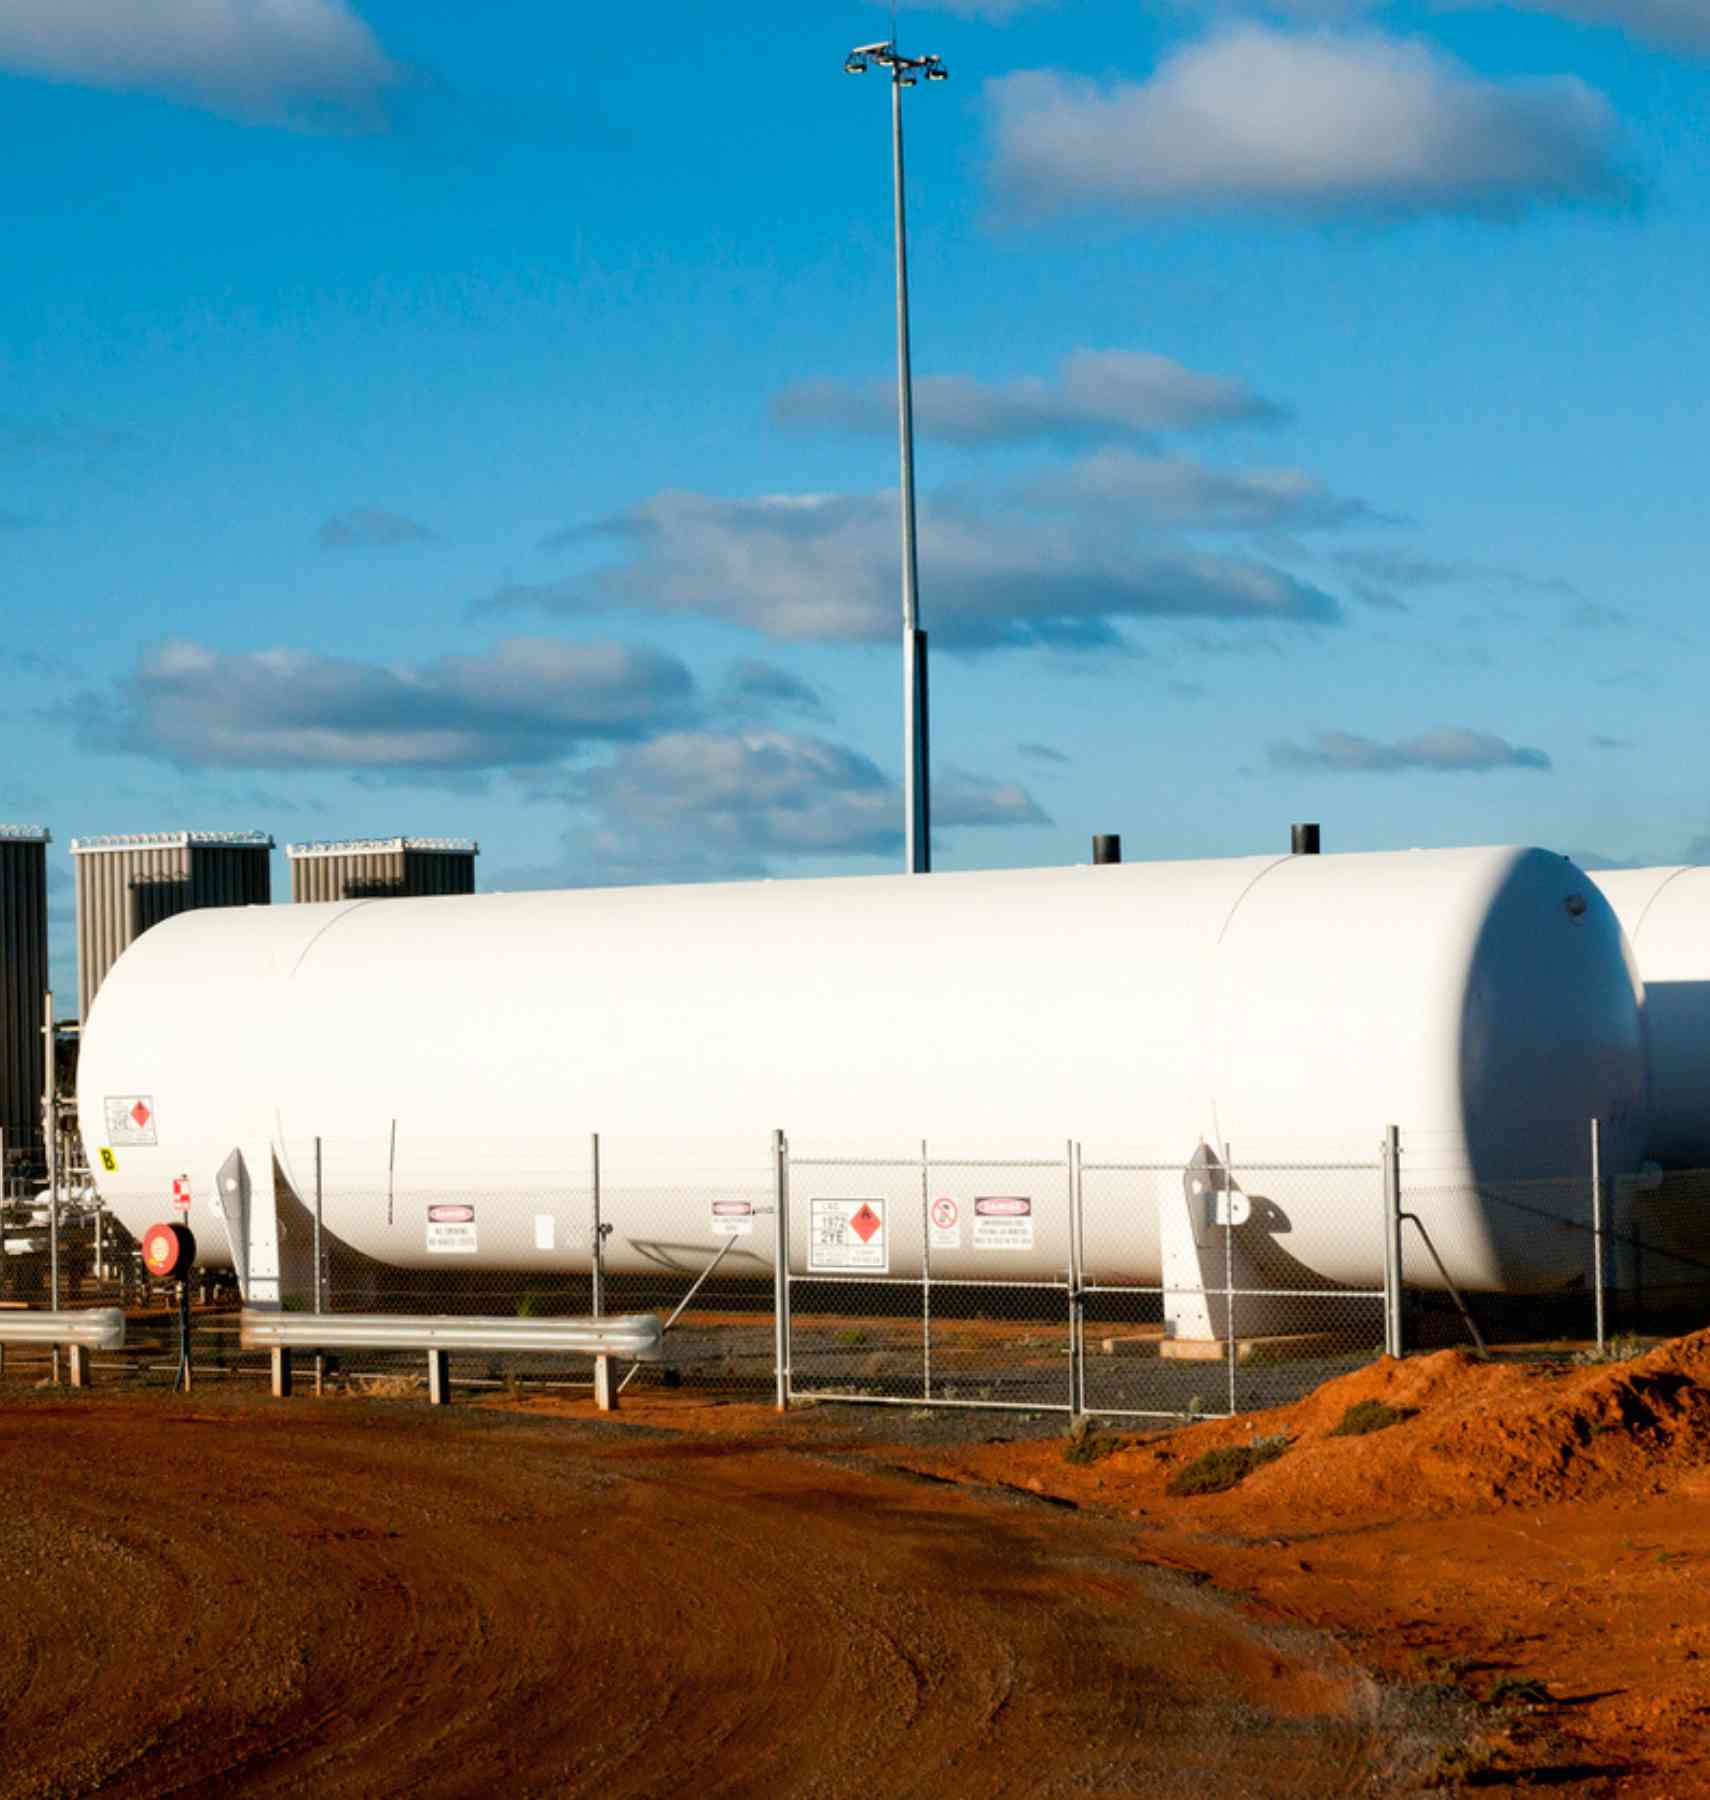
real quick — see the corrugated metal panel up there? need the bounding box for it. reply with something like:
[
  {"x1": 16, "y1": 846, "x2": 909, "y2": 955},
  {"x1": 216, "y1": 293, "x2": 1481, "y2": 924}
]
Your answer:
[
  {"x1": 73, "y1": 834, "x2": 272, "y2": 1016},
  {"x1": 286, "y1": 838, "x2": 477, "y2": 902},
  {"x1": 0, "y1": 828, "x2": 50, "y2": 1167},
  {"x1": 403, "y1": 850, "x2": 477, "y2": 897}
]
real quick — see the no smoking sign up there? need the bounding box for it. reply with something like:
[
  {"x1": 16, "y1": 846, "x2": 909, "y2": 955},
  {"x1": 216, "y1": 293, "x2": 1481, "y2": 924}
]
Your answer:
[{"x1": 930, "y1": 1195, "x2": 961, "y2": 1249}]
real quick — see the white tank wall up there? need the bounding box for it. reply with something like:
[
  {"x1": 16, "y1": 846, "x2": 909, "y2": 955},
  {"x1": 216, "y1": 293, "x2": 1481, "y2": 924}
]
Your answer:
[
  {"x1": 77, "y1": 847, "x2": 1647, "y2": 1294},
  {"x1": 1590, "y1": 867, "x2": 1710, "y2": 1166}
]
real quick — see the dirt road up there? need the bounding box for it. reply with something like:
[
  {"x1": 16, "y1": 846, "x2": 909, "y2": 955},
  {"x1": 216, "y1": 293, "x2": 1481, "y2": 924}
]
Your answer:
[{"x1": 0, "y1": 1388, "x2": 1430, "y2": 1798}]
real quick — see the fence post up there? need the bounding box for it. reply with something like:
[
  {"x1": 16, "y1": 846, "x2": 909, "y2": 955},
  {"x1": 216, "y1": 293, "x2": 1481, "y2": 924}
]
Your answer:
[
  {"x1": 920, "y1": 1138, "x2": 932, "y2": 1403},
  {"x1": 313, "y1": 1137, "x2": 324, "y2": 1396},
  {"x1": 1591, "y1": 1116, "x2": 1606, "y2": 1353},
  {"x1": 1068, "y1": 1139, "x2": 1084, "y2": 1418},
  {"x1": 590, "y1": 1132, "x2": 604, "y2": 1320},
  {"x1": 43, "y1": 990, "x2": 57, "y2": 1310},
  {"x1": 1382, "y1": 1125, "x2": 1403, "y2": 1359},
  {"x1": 1224, "y1": 1142, "x2": 1236, "y2": 1418},
  {"x1": 43, "y1": 992, "x2": 59, "y2": 1384},
  {"x1": 772, "y1": 1128, "x2": 789, "y2": 1412}
]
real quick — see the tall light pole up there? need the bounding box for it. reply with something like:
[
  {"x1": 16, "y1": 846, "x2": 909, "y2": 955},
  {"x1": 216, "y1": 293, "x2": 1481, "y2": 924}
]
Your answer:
[{"x1": 845, "y1": 40, "x2": 948, "y2": 875}]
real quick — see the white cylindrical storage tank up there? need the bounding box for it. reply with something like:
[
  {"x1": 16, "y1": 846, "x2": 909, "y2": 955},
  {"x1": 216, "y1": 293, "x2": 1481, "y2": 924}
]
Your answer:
[
  {"x1": 1590, "y1": 866, "x2": 1710, "y2": 1167},
  {"x1": 78, "y1": 847, "x2": 1646, "y2": 1294}
]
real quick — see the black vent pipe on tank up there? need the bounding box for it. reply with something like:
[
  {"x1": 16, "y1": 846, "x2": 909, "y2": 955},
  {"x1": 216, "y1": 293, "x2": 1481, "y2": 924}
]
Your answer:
[
  {"x1": 1092, "y1": 834, "x2": 1122, "y2": 865},
  {"x1": 1291, "y1": 823, "x2": 1321, "y2": 855}
]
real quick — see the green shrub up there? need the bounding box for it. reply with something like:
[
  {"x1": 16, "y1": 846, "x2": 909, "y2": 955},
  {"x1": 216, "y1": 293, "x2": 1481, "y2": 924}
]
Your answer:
[
  {"x1": 1328, "y1": 1398, "x2": 1416, "y2": 1437},
  {"x1": 1485, "y1": 1676, "x2": 1551, "y2": 1708},
  {"x1": 1061, "y1": 1417, "x2": 1134, "y2": 1465},
  {"x1": 1572, "y1": 1334, "x2": 1648, "y2": 1366},
  {"x1": 1165, "y1": 1434, "x2": 1290, "y2": 1496}
]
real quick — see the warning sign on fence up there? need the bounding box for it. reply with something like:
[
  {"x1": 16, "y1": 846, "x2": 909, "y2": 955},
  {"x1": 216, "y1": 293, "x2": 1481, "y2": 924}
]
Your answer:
[
  {"x1": 973, "y1": 1195, "x2": 1034, "y2": 1251},
  {"x1": 426, "y1": 1203, "x2": 478, "y2": 1254},
  {"x1": 809, "y1": 1198, "x2": 888, "y2": 1272},
  {"x1": 711, "y1": 1199, "x2": 755, "y2": 1237}
]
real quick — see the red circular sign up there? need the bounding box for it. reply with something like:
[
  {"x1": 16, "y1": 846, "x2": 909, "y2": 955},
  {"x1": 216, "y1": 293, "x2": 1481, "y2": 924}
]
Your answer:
[
  {"x1": 931, "y1": 1197, "x2": 958, "y2": 1230},
  {"x1": 142, "y1": 1221, "x2": 196, "y2": 1279}
]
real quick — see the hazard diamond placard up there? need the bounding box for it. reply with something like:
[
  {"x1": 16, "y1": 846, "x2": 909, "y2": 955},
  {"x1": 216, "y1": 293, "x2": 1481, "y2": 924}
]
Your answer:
[
  {"x1": 808, "y1": 1197, "x2": 888, "y2": 1273},
  {"x1": 104, "y1": 1095, "x2": 158, "y2": 1147}
]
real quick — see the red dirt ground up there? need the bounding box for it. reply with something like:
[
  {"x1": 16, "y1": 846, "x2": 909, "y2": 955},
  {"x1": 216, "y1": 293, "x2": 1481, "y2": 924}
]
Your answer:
[
  {"x1": 0, "y1": 1386, "x2": 1424, "y2": 1798},
  {"x1": 850, "y1": 1334, "x2": 1710, "y2": 1792},
  {"x1": 9, "y1": 1335, "x2": 1710, "y2": 1792}
]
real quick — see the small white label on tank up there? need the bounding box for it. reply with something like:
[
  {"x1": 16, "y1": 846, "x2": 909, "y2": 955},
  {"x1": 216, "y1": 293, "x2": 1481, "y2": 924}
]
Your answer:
[
  {"x1": 426, "y1": 1204, "x2": 477, "y2": 1254},
  {"x1": 534, "y1": 1214, "x2": 555, "y2": 1251},
  {"x1": 929, "y1": 1196, "x2": 961, "y2": 1250},
  {"x1": 973, "y1": 1195, "x2": 1033, "y2": 1251}
]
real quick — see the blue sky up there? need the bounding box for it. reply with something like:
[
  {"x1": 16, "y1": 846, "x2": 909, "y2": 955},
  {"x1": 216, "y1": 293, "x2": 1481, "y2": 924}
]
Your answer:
[{"x1": 2, "y1": 0, "x2": 1706, "y2": 1003}]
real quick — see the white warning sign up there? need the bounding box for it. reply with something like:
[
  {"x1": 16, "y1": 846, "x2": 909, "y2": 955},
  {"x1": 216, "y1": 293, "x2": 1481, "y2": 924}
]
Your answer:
[
  {"x1": 929, "y1": 1195, "x2": 961, "y2": 1250},
  {"x1": 809, "y1": 1198, "x2": 888, "y2": 1272},
  {"x1": 105, "y1": 1095, "x2": 158, "y2": 1147},
  {"x1": 973, "y1": 1195, "x2": 1034, "y2": 1251},
  {"x1": 711, "y1": 1199, "x2": 755, "y2": 1237},
  {"x1": 534, "y1": 1214, "x2": 556, "y2": 1251},
  {"x1": 426, "y1": 1203, "x2": 478, "y2": 1254}
]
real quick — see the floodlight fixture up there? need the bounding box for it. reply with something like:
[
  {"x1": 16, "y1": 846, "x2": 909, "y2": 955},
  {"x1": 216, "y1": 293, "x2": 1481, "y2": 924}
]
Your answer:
[{"x1": 841, "y1": 35, "x2": 951, "y2": 876}]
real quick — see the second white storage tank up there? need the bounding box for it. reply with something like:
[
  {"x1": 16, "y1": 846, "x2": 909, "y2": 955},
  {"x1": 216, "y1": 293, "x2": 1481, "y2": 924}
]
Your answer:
[{"x1": 1591, "y1": 867, "x2": 1710, "y2": 1166}]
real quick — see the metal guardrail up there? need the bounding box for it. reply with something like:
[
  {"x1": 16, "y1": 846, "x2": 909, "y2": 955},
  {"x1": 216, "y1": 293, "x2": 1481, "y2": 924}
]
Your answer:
[
  {"x1": 0, "y1": 1308, "x2": 125, "y2": 1349},
  {"x1": 238, "y1": 1311, "x2": 665, "y2": 1360}
]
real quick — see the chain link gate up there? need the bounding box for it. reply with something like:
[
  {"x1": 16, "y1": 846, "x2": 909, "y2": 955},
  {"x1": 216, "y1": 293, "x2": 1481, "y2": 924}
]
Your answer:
[
  {"x1": 783, "y1": 1143, "x2": 1077, "y2": 1413},
  {"x1": 783, "y1": 1140, "x2": 1391, "y2": 1422}
]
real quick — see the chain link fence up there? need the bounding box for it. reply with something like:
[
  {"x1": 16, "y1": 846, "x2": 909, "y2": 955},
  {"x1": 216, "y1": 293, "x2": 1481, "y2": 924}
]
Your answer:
[
  {"x1": 1079, "y1": 1156, "x2": 1392, "y2": 1420},
  {"x1": 9, "y1": 1122, "x2": 1710, "y2": 1411}
]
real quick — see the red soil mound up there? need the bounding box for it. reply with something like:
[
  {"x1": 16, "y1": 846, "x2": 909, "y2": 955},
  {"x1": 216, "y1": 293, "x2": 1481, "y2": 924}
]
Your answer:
[{"x1": 1118, "y1": 1331, "x2": 1710, "y2": 1521}]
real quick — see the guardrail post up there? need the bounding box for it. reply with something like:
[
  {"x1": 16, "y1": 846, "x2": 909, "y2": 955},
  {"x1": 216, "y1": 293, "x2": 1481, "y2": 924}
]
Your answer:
[
  {"x1": 593, "y1": 1352, "x2": 617, "y2": 1411},
  {"x1": 67, "y1": 1343, "x2": 89, "y2": 1388},
  {"x1": 271, "y1": 1346, "x2": 293, "y2": 1399},
  {"x1": 773, "y1": 1128, "x2": 790, "y2": 1413},
  {"x1": 1382, "y1": 1125, "x2": 1403, "y2": 1359},
  {"x1": 427, "y1": 1348, "x2": 450, "y2": 1405}
]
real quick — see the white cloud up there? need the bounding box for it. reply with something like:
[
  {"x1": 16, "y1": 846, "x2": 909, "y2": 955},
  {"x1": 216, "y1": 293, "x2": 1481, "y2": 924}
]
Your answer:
[
  {"x1": 318, "y1": 507, "x2": 438, "y2": 550},
  {"x1": 0, "y1": 0, "x2": 398, "y2": 129},
  {"x1": 516, "y1": 488, "x2": 1342, "y2": 651},
  {"x1": 1177, "y1": 0, "x2": 1710, "y2": 56},
  {"x1": 988, "y1": 26, "x2": 1628, "y2": 217},
  {"x1": 1024, "y1": 449, "x2": 1380, "y2": 529},
  {"x1": 716, "y1": 659, "x2": 829, "y2": 721},
  {"x1": 81, "y1": 636, "x2": 697, "y2": 771},
  {"x1": 571, "y1": 730, "x2": 1047, "y2": 871},
  {"x1": 773, "y1": 350, "x2": 1282, "y2": 445},
  {"x1": 1270, "y1": 726, "x2": 1553, "y2": 772},
  {"x1": 879, "y1": 0, "x2": 1050, "y2": 17},
  {"x1": 1507, "y1": 0, "x2": 1710, "y2": 52}
]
